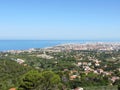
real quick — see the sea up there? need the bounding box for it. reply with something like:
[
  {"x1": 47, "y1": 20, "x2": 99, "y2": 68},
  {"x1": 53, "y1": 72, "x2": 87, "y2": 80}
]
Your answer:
[{"x1": 0, "y1": 40, "x2": 120, "y2": 51}]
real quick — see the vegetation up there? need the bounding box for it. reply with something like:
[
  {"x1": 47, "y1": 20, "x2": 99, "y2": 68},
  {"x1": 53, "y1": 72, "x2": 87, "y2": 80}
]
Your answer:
[
  {"x1": 0, "y1": 49, "x2": 120, "y2": 89},
  {"x1": 0, "y1": 59, "x2": 31, "y2": 90},
  {"x1": 18, "y1": 70, "x2": 61, "y2": 90}
]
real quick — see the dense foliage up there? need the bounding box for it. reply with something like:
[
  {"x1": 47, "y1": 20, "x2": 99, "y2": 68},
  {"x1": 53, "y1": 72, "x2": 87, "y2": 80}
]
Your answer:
[
  {"x1": 0, "y1": 59, "x2": 31, "y2": 90},
  {"x1": 18, "y1": 70, "x2": 61, "y2": 90}
]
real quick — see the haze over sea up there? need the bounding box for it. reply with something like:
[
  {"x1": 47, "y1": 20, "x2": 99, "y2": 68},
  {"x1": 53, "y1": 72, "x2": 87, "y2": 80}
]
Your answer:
[{"x1": 0, "y1": 40, "x2": 120, "y2": 51}]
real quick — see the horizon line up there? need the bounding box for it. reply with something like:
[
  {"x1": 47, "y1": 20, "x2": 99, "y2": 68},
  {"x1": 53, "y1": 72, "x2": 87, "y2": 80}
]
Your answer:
[{"x1": 0, "y1": 39, "x2": 120, "y2": 41}]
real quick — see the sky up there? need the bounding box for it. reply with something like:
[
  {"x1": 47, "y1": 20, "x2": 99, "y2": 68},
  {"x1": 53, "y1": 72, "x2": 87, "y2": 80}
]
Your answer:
[{"x1": 0, "y1": 0, "x2": 120, "y2": 40}]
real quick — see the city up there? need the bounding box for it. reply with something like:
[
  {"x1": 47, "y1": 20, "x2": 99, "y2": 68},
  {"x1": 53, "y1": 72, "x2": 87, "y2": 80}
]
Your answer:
[{"x1": 0, "y1": 42, "x2": 120, "y2": 90}]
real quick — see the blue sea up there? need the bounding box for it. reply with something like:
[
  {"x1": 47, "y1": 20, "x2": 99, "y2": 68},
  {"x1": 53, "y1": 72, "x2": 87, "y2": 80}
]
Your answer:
[{"x1": 0, "y1": 40, "x2": 120, "y2": 51}]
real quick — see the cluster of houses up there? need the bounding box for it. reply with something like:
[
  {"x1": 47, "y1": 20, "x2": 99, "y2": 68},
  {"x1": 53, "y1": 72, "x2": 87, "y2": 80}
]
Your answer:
[{"x1": 67, "y1": 55, "x2": 120, "y2": 85}]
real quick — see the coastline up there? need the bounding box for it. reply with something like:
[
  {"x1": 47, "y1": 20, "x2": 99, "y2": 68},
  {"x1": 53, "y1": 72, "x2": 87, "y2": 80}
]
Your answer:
[
  {"x1": 0, "y1": 40, "x2": 120, "y2": 52},
  {"x1": 1, "y1": 40, "x2": 120, "y2": 52}
]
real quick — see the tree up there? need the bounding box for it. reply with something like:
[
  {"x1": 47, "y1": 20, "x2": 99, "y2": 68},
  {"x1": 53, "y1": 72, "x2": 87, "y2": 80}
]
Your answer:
[
  {"x1": 18, "y1": 70, "x2": 41, "y2": 90},
  {"x1": 118, "y1": 84, "x2": 120, "y2": 90},
  {"x1": 38, "y1": 71, "x2": 61, "y2": 90},
  {"x1": 18, "y1": 70, "x2": 62, "y2": 90}
]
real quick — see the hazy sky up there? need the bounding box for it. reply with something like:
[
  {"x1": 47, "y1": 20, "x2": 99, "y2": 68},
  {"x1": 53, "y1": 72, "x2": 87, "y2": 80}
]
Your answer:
[{"x1": 0, "y1": 0, "x2": 120, "y2": 40}]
